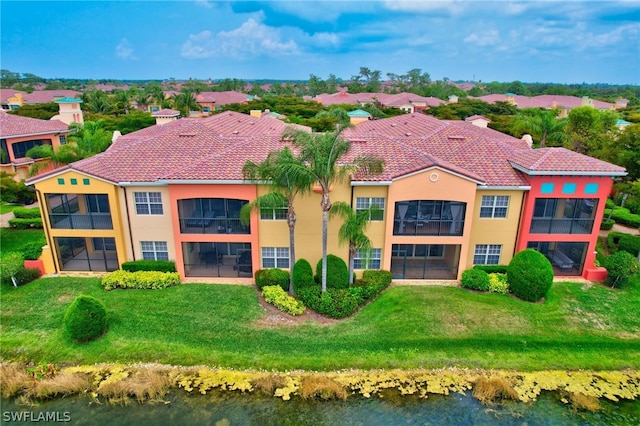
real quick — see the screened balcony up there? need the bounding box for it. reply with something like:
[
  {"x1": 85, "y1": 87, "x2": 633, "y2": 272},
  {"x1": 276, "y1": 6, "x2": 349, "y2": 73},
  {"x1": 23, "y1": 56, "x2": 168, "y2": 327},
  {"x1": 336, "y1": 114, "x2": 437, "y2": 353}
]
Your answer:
[
  {"x1": 47, "y1": 193, "x2": 113, "y2": 230},
  {"x1": 530, "y1": 198, "x2": 597, "y2": 235},
  {"x1": 393, "y1": 200, "x2": 466, "y2": 236},
  {"x1": 178, "y1": 198, "x2": 250, "y2": 234}
]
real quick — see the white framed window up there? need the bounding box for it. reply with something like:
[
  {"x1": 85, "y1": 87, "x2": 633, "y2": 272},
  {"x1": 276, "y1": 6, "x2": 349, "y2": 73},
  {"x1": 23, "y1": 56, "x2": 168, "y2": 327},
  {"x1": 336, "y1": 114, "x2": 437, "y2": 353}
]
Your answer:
[
  {"x1": 355, "y1": 197, "x2": 385, "y2": 221},
  {"x1": 480, "y1": 195, "x2": 509, "y2": 218},
  {"x1": 134, "y1": 192, "x2": 163, "y2": 215},
  {"x1": 473, "y1": 244, "x2": 502, "y2": 265},
  {"x1": 259, "y1": 199, "x2": 287, "y2": 220},
  {"x1": 141, "y1": 241, "x2": 169, "y2": 261},
  {"x1": 261, "y1": 247, "x2": 289, "y2": 268},
  {"x1": 354, "y1": 248, "x2": 382, "y2": 269}
]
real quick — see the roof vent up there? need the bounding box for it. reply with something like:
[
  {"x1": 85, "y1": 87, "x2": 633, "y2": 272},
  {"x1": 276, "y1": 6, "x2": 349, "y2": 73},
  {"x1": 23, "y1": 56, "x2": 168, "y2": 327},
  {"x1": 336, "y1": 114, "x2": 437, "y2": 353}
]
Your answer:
[
  {"x1": 232, "y1": 130, "x2": 239, "y2": 135},
  {"x1": 178, "y1": 133, "x2": 196, "y2": 137},
  {"x1": 249, "y1": 121, "x2": 255, "y2": 125},
  {"x1": 447, "y1": 135, "x2": 465, "y2": 140},
  {"x1": 405, "y1": 132, "x2": 412, "y2": 136},
  {"x1": 351, "y1": 138, "x2": 367, "y2": 143},
  {"x1": 391, "y1": 123, "x2": 397, "y2": 127}
]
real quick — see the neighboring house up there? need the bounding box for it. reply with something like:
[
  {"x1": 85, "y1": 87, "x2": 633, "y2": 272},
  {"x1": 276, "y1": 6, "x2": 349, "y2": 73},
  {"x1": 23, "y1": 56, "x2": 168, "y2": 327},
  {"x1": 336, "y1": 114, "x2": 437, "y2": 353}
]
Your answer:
[
  {"x1": 51, "y1": 97, "x2": 84, "y2": 125},
  {"x1": 0, "y1": 110, "x2": 70, "y2": 180},
  {"x1": 472, "y1": 94, "x2": 620, "y2": 117},
  {"x1": 1, "y1": 90, "x2": 82, "y2": 110},
  {"x1": 27, "y1": 111, "x2": 625, "y2": 283},
  {"x1": 196, "y1": 91, "x2": 254, "y2": 114},
  {"x1": 151, "y1": 108, "x2": 180, "y2": 125},
  {"x1": 347, "y1": 109, "x2": 372, "y2": 125},
  {"x1": 314, "y1": 91, "x2": 443, "y2": 113}
]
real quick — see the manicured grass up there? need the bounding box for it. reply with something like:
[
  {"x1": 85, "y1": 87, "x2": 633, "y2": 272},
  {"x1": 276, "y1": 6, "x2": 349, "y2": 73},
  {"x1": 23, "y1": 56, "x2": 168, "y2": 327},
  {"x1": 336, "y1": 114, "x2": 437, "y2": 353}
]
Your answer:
[
  {"x1": 0, "y1": 228, "x2": 46, "y2": 253},
  {"x1": 1, "y1": 277, "x2": 639, "y2": 371},
  {"x1": 0, "y1": 203, "x2": 25, "y2": 215}
]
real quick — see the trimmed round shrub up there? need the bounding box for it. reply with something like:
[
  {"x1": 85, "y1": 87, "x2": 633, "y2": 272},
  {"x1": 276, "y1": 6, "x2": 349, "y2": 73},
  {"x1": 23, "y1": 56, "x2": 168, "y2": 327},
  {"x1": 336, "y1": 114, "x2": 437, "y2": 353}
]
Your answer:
[
  {"x1": 64, "y1": 295, "x2": 107, "y2": 342},
  {"x1": 315, "y1": 254, "x2": 349, "y2": 290},
  {"x1": 461, "y1": 269, "x2": 490, "y2": 291},
  {"x1": 293, "y1": 258, "x2": 315, "y2": 291},
  {"x1": 605, "y1": 251, "x2": 640, "y2": 289},
  {"x1": 507, "y1": 249, "x2": 554, "y2": 302},
  {"x1": 255, "y1": 268, "x2": 290, "y2": 291},
  {"x1": 600, "y1": 218, "x2": 615, "y2": 231}
]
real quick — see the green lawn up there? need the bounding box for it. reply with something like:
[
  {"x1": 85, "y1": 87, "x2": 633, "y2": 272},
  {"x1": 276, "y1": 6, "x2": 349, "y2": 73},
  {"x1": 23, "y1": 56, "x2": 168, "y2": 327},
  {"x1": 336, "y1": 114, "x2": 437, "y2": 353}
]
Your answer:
[
  {"x1": 1, "y1": 277, "x2": 639, "y2": 371},
  {"x1": 0, "y1": 203, "x2": 24, "y2": 215},
  {"x1": 1, "y1": 228, "x2": 46, "y2": 253}
]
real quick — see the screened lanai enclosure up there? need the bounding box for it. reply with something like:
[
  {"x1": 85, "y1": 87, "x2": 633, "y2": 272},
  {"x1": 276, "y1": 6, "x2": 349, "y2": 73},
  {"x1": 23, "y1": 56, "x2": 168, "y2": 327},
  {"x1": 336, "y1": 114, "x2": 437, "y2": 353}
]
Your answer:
[
  {"x1": 182, "y1": 242, "x2": 252, "y2": 278},
  {"x1": 390, "y1": 244, "x2": 461, "y2": 280},
  {"x1": 54, "y1": 237, "x2": 119, "y2": 272}
]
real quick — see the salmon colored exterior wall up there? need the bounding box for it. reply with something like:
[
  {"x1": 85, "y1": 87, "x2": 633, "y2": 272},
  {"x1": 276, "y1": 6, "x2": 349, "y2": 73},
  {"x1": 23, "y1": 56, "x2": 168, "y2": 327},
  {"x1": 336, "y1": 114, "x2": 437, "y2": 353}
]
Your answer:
[
  {"x1": 32, "y1": 170, "x2": 127, "y2": 274},
  {"x1": 385, "y1": 168, "x2": 478, "y2": 280},
  {"x1": 168, "y1": 184, "x2": 259, "y2": 278},
  {"x1": 2, "y1": 133, "x2": 67, "y2": 180},
  {"x1": 515, "y1": 175, "x2": 614, "y2": 278}
]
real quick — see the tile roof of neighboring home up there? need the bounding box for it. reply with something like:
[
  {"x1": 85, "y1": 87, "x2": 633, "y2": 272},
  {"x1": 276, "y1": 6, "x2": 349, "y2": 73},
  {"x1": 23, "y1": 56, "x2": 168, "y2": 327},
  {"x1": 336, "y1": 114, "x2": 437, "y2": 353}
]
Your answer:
[
  {"x1": 196, "y1": 91, "x2": 250, "y2": 105},
  {"x1": 314, "y1": 92, "x2": 378, "y2": 106},
  {"x1": 509, "y1": 148, "x2": 627, "y2": 176},
  {"x1": 151, "y1": 108, "x2": 180, "y2": 117},
  {"x1": 0, "y1": 110, "x2": 69, "y2": 138},
  {"x1": 0, "y1": 89, "x2": 28, "y2": 103},
  {"x1": 474, "y1": 94, "x2": 614, "y2": 110},
  {"x1": 22, "y1": 90, "x2": 82, "y2": 104},
  {"x1": 465, "y1": 115, "x2": 491, "y2": 122},
  {"x1": 375, "y1": 92, "x2": 445, "y2": 107}
]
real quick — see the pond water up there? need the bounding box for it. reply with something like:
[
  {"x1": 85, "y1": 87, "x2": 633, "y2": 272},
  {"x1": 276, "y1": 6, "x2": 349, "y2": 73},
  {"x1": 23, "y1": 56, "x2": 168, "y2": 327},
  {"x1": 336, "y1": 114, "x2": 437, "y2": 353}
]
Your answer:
[{"x1": 2, "y1": 391, "x2": 638, "y2": 425}]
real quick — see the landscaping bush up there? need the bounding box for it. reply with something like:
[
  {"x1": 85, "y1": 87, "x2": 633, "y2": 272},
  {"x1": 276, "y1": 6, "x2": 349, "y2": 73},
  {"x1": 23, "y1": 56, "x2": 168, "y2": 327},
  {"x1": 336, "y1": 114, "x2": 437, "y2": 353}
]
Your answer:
[
  {"x1": 473, "y1": 264, "x2": 509, "y2": 274},
  {"x1": 507, "y1": 249, "x2": 554, "y2": 302},
  {"x1": 461, "y1": 269, "x2": 490, "y2": 291},
  {"x1": 488, "y1": 273, "x2": 510, "y2": 294},
  {"x1": 64, "y1": 295, "x2": 107, "y2": 342},
  {"x1": 315, "y1": 254, "x2": 349, "y2": 289},
  {"x1": 297, "y1": 286, "x2": 361, "y2": 319},
  {"x1": 618, "y1": 234, "x2": 640, "y2": 257},
  {"x1": 255, "y1": 268, "x2": 290, "y2": 292},
  {"x1": 121, "y1": 260, "x2": 176, "y2": 273},
  {"x1": 7, "y1": 218, "x2": 43, "y2": 229},
  {"x1": 610, "y1": 207, "x2": 640, "y2": 228},
  {"x1": 14, "y1": 267, "x2": 41, "y2": 286},
  {"x1": 0, "y1": 173, "x2": 36, "y2": 204},
  {"x1": 605, "y1": 198, "x2": 615, "y2": 209},
  {"x1": 0, "y1": 252, "x2": 24, "y2": 286},
  {"x1": 12, "y1": 207, "x2": 41, "y2": 219},
  {"x1": 353, "y1": 270, "x2": 393, "y2": 301},
  {"x1": 604, "y1": 251, "x2": 640, "y2": 289},
  {"x1": 293, "y1": 258, "x2": 315, "y2": 291},
  {"x1": 599, "y1": 218, "x2": 615, "y2": 230},
  {"x1": 262, "y1": 285, "x2": 305, "y2": 315},
  {"x1": 102, "y1": 270, "x2": 180, "y2": 290},
  {"x1": 20, "y1": 241, "x2": 44, "y2": 260}
]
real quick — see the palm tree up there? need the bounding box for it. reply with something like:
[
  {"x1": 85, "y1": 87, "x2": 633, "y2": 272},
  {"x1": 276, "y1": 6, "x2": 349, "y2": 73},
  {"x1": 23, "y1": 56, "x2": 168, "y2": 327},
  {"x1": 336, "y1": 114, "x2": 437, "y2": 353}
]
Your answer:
[
  {"x1": 512, "y1": 108, "x2": 568, "y2": 148},
  {"x1": 172, "y1": 88, "x2": 200, "y2": 117},
  {"x1": 329, "y1": 202, "x2": 379, "y2": 286},
  {"x1": 280, "y1": 127, "x2": 384, "y2": 292},
  {"x1": 26, "y1": 120, "x2": 112, "y2": 176},
  {"x1": 241, "y1": 147, "x2": 314, "y2": 295}
]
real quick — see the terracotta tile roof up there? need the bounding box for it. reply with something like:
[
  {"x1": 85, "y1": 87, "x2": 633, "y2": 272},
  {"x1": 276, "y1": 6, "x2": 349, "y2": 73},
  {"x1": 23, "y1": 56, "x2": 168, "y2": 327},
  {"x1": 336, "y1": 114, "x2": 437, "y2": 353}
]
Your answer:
[
  {"x1": 29, "y1": 111, "x2": 624, "y2": 187},
  {"x1": 0, "y1": 89, "x2": 27, "y2": 103},
  {"x1": 375, "y1": 92, "x2": 444, "y2": 107},
  {"x1": 509, "y1": 148, "x2": 626, "y2": 176},
  {"x1": 151, "y1": 108, "x2": 180, "y2": 117},
  {"x1": 23, "y1": 90, "x2": 82, "y2": 104},
  {"x1": 474, "y1": 94, "x2": 614, "y2": 110},
  {"x1": 196, "y1": 91, "x2": 250, "y2": 105},
  {"x1": 0, "y1": 110, "x2": 69, "y2": 138}
]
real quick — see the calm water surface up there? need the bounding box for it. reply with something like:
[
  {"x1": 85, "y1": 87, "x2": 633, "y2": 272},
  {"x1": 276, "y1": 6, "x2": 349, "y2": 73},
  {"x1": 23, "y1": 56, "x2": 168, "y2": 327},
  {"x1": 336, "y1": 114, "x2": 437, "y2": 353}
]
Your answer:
[{"x1": 2, "y1": 391, "x2": 639, "y2": 425}]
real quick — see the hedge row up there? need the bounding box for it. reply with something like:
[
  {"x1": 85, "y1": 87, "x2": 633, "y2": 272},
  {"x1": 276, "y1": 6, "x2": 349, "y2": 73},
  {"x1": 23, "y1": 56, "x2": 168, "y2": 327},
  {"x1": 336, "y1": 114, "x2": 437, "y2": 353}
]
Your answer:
[
  {"x1": 102, "y1": 270, "x2": 180, "y2": 290},
  {"x1": 8, "y1": 218, "x2": 43, "y2": 229},
  {"x1": 296, "y1": 270, "x2": 392, "y2": 319},
  {"x1": 121, "y1": 260, "x2": 176, "y2": 273},
  {"x1": 610, "y1": 207, "x2": 640, "y2": 228},
  {"x1": 12, "y1": 207, "x2": 41, "y2": 219},
  {"x1": 472, "y1": 264, "x2": 509, "y2": 274},
  {"x1": 262, "y1": 285, "x2": 305, "y2": 315},
  {"x1": 607, "y1": 232, "x2": 640, "y2": 257}
]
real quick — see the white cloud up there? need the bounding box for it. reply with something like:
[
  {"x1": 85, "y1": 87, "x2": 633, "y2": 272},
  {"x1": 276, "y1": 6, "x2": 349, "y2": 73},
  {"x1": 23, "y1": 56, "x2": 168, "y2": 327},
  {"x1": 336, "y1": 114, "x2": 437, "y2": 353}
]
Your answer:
[
  {"x1": 463, "y1": 29, "x2": 500, "y2": 46},
  {"x1": 195, "y1": 0, "x2": 212, "y2": 8},
  {"x1": 182, "y1": 18, "x2": 302, "y2": 59},
  {"x1": 383, "y1": 0, "x2": 464, "y2": 14},
  {"x1": 115, "y1": 38, "x2": 137, "y2": 60}
]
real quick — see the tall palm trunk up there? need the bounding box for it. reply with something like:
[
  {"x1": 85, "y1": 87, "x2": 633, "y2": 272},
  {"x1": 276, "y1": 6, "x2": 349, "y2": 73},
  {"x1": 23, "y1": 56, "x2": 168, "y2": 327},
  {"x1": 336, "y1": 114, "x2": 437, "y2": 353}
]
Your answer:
[
  {"x1": 321, "y1": 191, "x2": 331, "y2": 293},
  {"x1": 349, "y1": 244, "x2": 356, "y2": 286},
  {"x1": 287, "y1": 209, "x2": 296, "y2": 295}
]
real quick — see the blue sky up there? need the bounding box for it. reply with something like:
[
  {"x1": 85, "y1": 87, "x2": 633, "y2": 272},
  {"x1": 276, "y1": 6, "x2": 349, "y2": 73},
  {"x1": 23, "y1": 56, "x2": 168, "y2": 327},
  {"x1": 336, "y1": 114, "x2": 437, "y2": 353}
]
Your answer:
[{"x1": 2, "y1": 1, "x2": 639, "y2": 84}]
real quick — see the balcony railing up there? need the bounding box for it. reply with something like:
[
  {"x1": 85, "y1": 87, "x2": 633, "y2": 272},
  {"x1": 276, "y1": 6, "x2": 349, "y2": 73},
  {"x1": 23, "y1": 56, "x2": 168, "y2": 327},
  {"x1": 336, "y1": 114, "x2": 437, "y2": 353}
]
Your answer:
[
  {"x1": 179, "y1": 217, "x2": 249, "y2": 234},
  {"x1": 393, "y1": 218, "x2": 464, "y2": 236},
  {"x1": 530, "y1": 218, "x2": 594, "y2": 234},
  {"x1": 49, "y1": 213, "x2": 113, "y2": 230}
]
